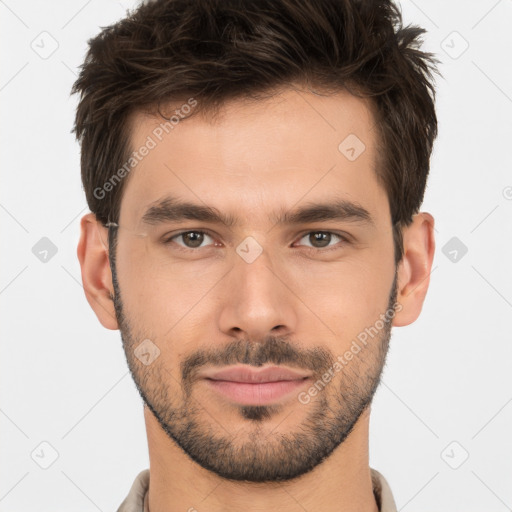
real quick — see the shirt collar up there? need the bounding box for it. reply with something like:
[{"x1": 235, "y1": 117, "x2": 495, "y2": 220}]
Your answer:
[{"x1": 118, "y1": 467, "x2": 397, "y2": 512}]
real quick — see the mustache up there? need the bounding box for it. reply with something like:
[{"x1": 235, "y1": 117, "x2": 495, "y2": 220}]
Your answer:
[{"x1": 181, "y1": 337, "x2": 335, "y2": 386}]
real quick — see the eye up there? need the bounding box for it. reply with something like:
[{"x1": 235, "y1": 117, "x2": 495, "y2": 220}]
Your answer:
[
  {"x1": 163, "y1": 230, "x2": 217, "y2": 251},
  {"x1": 295, "y1": 231, "x2": 349, "y2": 252},
  {"x1": 162, "y1": 229, "x2": 350, "y2": 254}
]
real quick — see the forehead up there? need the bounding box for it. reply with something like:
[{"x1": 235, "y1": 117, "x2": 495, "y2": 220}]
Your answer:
[{"x1": 119, "y1": 87, "x2": 387, "y2": 229}]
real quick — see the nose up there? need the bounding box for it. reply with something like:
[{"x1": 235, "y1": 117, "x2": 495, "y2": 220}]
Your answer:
[{"x1": 217, "y1": 245, "x2": 298, "y2": 341}]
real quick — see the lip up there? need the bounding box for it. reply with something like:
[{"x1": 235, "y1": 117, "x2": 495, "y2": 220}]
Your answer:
[
  {"x1": 200, "y1": 365, "x2": 312, "y2": 406},
  {"x1": 202, "y1": 365, "x2": 312, "y2": 383}
]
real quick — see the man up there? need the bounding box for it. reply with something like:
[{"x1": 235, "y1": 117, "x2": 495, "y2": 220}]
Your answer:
[{"x1": 73, "y1": 0, "x2": 439, "y2": 510}]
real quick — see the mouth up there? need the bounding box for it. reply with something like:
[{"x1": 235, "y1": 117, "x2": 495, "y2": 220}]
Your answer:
[{"x1": 200, "y1": 365, "x2": 312, "y2": 406}]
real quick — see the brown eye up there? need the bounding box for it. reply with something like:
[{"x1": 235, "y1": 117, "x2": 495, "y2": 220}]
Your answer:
[
  {"x1": 296, "y1": 231, "x2": 348, "y2": 252},
  {"x1": 181, "y1": 231, "x2": 205, "y2": 248},
  {"x1": 164, "y1": 230, "x2": 215, "y2": 250},
  {"x1": 308, "y1": 232, "x2": 332, "y2": 248}
]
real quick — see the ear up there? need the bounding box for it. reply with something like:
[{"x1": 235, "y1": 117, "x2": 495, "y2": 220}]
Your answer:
[
  {"x1": 393, "y1": 212, "x2": 435, "y2": 327},
  {"x1": 76, "y1": 213, "x2": 119, "y2": 330}
]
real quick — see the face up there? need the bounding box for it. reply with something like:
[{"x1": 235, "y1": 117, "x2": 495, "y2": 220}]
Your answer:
[{"x1": 108, "y1": 86, "x2": 399, "y2": 482}]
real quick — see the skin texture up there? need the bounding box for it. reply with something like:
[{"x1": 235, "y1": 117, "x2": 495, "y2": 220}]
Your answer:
[{"x1": 77, "y1": 85, "x2": 435, "y2": 512}]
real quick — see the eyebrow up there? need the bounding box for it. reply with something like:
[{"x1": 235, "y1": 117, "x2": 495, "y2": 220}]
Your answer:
[{"x1": 140, "y1": 195, "x2": 375, "y2": 228}]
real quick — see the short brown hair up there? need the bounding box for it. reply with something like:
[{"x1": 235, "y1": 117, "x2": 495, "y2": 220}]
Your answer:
[{"x1": 71, "y1": 0, "x2": 440, "y2": 265}]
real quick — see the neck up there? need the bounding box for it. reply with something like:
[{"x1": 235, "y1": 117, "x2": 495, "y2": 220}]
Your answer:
[{"x1": 143, "y1": 405, "x2": 379, "y2": 512}]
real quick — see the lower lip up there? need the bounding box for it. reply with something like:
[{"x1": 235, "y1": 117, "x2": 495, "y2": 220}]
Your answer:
[{"x1": 205, "y1": 378, "x2": 309, "y2": 406}]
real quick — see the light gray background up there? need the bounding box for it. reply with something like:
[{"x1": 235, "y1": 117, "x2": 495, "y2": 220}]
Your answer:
[{"x1": 1, "y1": 0, "x2": 511, "y2": 510}]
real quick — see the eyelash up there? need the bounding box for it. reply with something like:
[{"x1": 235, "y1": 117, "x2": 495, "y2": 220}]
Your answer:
[{"x1": 162, "y1": 230, "x2": 350, "y2": 254}]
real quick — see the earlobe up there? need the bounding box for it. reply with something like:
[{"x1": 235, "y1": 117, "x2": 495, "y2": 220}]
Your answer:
[
  {"x1": 77, "y1": 213, "x2": 119, "y2": 330},
  {"x1": 392, "y1": 212, "x2": 435, "y2": 327}
]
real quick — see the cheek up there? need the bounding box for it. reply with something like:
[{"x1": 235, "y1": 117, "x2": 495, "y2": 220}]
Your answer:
[
  {"x1": 115, "y1": 238, "x2": 212, "y2": 320},
  {"x1": 290, "y1": 257, "x2": 394, "y2": 342}
]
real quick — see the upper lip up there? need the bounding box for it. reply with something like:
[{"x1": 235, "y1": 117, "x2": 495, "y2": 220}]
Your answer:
[{"x1": 201, "y1": 365, "x2": 312, "y2": 383}]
